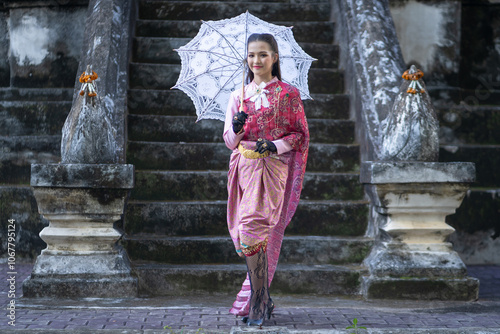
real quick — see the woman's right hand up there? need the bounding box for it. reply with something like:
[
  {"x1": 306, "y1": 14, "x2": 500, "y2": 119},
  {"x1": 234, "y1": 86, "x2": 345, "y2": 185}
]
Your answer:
[{"x1": 232, "y1": 111, "x2": 248, "y2": 134}]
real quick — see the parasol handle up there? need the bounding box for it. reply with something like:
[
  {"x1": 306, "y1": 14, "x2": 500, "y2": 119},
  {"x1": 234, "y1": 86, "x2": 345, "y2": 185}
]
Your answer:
[{"x1": 239, "y1": 61, "x2": 246, "y2": 112}]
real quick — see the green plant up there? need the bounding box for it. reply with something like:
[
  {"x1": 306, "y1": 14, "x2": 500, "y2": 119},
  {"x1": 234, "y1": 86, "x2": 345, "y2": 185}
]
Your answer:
[
  {"x1": 163, "y1": 325, "x2": 185, "y2": 333},
  {"x1": 346, "y1": 318, "x2": 367, "y2": 334}
]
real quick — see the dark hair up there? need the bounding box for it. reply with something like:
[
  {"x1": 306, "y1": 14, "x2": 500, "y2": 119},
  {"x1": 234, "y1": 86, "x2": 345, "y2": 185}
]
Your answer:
[{"x1": 246, "y1": 33, "x2": 281, "y2": 84}]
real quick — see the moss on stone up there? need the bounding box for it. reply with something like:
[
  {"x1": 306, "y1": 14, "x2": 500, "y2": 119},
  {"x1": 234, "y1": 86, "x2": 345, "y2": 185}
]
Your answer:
[{"x1": 366, "y1": 278, "x2": 478, "y2": 300}]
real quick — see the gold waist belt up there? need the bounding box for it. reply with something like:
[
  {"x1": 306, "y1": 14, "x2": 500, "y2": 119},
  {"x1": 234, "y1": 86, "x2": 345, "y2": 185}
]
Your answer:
[{"x1": 238, "y1": 144, "x2": 270, "y2": 159}]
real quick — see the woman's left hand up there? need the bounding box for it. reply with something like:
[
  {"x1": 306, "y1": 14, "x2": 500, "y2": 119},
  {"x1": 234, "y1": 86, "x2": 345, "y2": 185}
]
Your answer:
[{"x1": 255, "y1": 139, "x2": 277, "y2": 154}]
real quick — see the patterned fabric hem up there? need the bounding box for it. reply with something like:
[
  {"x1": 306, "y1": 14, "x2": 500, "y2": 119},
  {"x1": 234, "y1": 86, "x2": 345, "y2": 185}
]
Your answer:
[{"x1": 241, "y1": 239, "x2": 268, "y2": 256}]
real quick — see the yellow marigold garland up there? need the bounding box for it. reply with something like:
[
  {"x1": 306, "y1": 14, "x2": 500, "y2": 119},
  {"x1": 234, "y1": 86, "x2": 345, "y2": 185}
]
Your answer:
[
  {"x1": 402, "y1": 68, "x2": 425, "y2": 94},
  {"x1": 79, "y1": 71, "x2": 98, "y2": 84},
  {"x1": 79, "y1": 70, "x2": 99, "y2": 97}
]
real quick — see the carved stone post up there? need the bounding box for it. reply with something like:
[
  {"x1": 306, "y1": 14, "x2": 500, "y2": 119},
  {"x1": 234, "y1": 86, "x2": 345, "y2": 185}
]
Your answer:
[
  {"x1": 23, "y1": 67, "x2": 137, "y2": 297},
  {"x1": 361, "y1": 162, "x2": 479, "y2": 300},
  {"x1": 361, "y1": 67, "x2": 479, "y2": 300},
  {"x1": 23, "y1": 164, "x2": 136, "y2": 298}
]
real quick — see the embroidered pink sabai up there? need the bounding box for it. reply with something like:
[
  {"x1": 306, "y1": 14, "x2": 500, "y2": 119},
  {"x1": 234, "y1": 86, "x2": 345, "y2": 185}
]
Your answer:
[{"x1": 223, "y1": 77, "x2": 309, "y2": 316}]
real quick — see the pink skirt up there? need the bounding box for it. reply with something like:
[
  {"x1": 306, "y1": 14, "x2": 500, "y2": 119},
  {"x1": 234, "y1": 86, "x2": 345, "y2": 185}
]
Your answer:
[
  {"x1": 227, "y1": 146, "x2": 289, "y2": 255},
  {"x1": 227, "y1": 141, "x2": 306, "y2": 316}
]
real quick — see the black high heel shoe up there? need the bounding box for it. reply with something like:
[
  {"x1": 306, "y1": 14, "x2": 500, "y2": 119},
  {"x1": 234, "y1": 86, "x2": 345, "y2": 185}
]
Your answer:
[
  {"x1": 267, "y1": 298, "x2": 274, "y2": 319},
  {"x1": 246, "y1": 300, "x2": 275, "y2": 327},
  {"x1": 246, "y1": 317, "x2": 264, "y2": 327},
  {"x1": 242, "y1": 298, "x2": 274, "y2": 324}
]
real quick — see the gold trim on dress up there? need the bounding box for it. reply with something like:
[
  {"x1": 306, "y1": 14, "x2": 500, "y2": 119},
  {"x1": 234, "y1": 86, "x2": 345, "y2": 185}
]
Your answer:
[
  {"x1": 238, "y1": 143, "x2": 270, "y2": 159},
  {"x1": 241, "y1": 239, "x2": 268, "y2": 256}
]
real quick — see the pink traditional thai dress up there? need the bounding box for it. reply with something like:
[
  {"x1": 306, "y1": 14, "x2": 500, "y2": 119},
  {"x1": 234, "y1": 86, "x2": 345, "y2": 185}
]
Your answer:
[{"x1": 223, "y1": 77, "x2": 309, "y2": 316}]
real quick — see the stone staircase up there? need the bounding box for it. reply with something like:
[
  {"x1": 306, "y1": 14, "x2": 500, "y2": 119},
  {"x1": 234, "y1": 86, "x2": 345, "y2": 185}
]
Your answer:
[
  {"x1": 0, "y1": 88, "x2": 72, "y2": 258},
  {"x1": 123, "y1": 0, "x2": 371, "y2": 296}
]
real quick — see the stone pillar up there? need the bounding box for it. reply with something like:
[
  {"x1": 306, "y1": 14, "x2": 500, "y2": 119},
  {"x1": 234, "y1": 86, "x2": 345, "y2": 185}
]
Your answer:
[
  {"x1": 20, "y1": 0, "x2": 136, "y2": 298},
  {"x1": 23, "y1": 164, "x2": 137, "y2": 298},
  {"x1": 361, "y1": 161, "x2": 479, "y2": 300},
  {"x1": 361, "y1": 66, "x2": 479, "y2": 300}
]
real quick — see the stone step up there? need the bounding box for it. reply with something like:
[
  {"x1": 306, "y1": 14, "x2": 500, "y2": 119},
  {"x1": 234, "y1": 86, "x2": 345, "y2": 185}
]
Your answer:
[
  {"x1": 128, "y1": 89, "x2": 351, "y2": 120},
  {"x1": 129, "y1": 63, "x2": 344, "y2": 95},
  {"x1": 131, "y1": 263, "x2": 366, "y2": 296},
  {"x1": 136, "y1": 20, "x2": 335, "y2": 44},
  {"x1": 0, "y1": 101, "x2": 71, "y2": 136},
  {"x1": 439, "y1": 145, "x2": 500, "y2": 187},
  {"x1": 438, "y1": 106, "x2": 500, "y2": 145},
  {"x1": 131, "y1": 170, "x2": 363, "y2": 201},
  {"x1": 122, "y1": 235, "x2": 373, "y2": 265},
  {"x1": 304, "y1": 94, "x2": 350, "y2": 120},
  {"x1": 139, "y1": 1, "x2": 330, "y2": 22},
  {"x1": 128, "y1": 115, "x2": 355, "y2": 144},
  {"x1": 132, "y1": 37, "x2": 338, "y2": 69},
  {"x1": 126, "y1": 142, "x2": 360, "y2": 172},
  {"x1": 430, "y1": 87, "x2": 500, "y2": 107},
  {"x1": 124, "y1": 200, "x2": 369, "y2": 237},
  {"x1": 0, "y1": 88, "x2": 74, "y2": 102},
  {"x1": 0, "y1": 135, "x2": 60, "y2": 185},
  {"x1": 165, "y1": 0, "x2": 331, "y2": 2}
]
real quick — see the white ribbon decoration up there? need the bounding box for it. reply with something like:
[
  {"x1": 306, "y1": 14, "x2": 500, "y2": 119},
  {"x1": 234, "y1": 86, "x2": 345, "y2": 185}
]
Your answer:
[{"x1": 249, "y1": 82, "x2": 270, "y2": 110}]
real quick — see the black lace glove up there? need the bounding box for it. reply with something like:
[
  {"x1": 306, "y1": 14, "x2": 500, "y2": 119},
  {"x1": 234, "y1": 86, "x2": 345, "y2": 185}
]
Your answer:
[
  {"x1": 255, "y1": 138, "x2": 277, "y2": 154},
  {"x1": 232, "y1": 111, "x2": 248, "y2": 134}
]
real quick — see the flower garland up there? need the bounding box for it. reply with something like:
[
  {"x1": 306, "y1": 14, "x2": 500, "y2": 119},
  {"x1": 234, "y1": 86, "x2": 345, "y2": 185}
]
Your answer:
[
  {"x1": 402, "y1": 68, "x2": 424, "y2": 94},
  {"x1": 79, "y1": 70, "x2": 98, "y2": 97}
]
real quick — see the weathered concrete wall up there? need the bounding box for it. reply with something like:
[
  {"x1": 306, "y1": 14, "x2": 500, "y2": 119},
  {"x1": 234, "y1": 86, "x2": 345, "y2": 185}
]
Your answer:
[
  {"x1": 390, "y1": 0, "x2": 500, "y2": 104},
  {"x1": 0, "y1": 1, "x2": 88, "y2": 260},
  {"x1": 0, "y1": 186, "x2": 48, "y2": 260},
  {"x1": 447, "y1": 189, "x2": 500, "y2": 265},
  {"x1": 0, "y1": 11, "x2": 9, "y2": 87},
  {"x1": 8, "y1": 6, "x2": 85, "y2": 88},
  {"x1": 388, "y1": 0, "x2": 500, "y2": 265},
  {"x1": 460, "y1": 1, "x2": 500, "y2": 104},
  {"x1": 389, "y1": 0, "x2": 461, "y2": 90}
]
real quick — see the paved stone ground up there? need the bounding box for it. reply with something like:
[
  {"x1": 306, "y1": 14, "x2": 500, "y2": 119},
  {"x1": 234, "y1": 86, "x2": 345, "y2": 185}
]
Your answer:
[{"x1": 1, "y1": 262, "x2": 500, "y2": 333}]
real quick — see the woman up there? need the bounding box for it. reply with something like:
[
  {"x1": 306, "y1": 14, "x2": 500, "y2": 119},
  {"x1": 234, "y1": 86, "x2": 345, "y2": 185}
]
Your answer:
[{"x1": 223, "y1": 33, "x2": 309, "y2": 326}]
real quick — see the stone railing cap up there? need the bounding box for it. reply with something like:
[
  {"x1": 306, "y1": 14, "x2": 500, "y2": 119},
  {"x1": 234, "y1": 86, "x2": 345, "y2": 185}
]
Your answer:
[
  {"x1": 360, "y1": 161, "x2": 475, "y2": 184},
  {"x1": 31, "y1": 164, "x2": 134, "y2": 189}
]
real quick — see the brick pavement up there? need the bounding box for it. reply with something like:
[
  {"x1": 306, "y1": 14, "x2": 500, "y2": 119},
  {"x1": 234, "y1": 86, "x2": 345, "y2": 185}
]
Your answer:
[{"x1": 1, "y1": 262, "x2": 500, "y2": 333}]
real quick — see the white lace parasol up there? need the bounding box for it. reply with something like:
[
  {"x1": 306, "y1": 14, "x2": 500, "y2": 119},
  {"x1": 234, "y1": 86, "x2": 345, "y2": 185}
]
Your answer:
[{"x1": 172, "y1": 11, "x2": 316, "y2": 122}]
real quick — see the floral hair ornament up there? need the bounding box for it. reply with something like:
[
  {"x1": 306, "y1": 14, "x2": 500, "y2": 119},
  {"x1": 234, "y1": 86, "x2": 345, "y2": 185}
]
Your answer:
[
  {"x1": 402, "y1": 67, "x2": 425, "y2": 94},
  {"x1": 79, "y1": 66, "x2": 98, "y2": 97},
  {"x1": 250, "y1": 82, "x2": 270, "y2": 110}
]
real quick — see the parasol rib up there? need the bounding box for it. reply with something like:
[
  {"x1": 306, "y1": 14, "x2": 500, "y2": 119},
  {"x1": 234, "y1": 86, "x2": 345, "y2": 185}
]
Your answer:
[
  {"x1": 202, "y1": 20, "x2": 245, "y2": 61},
  {"x1": 241, "y1": 11, "x2": 249, "y2": 112},
  {"x1": 172, "y1": 62, "x2": 241, "y2": 88},
  {"x1": 197, "y1": 61, "x2": 246, "y2": 121},
  {"x1": 175, "y1": 49, "x2": 242, "y2": 62}
]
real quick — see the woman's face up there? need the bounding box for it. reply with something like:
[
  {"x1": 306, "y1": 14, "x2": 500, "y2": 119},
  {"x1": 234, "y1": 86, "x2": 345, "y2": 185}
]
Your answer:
[{"x1": 247, "y1": 41, "x2": 278, "y2": 84}]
